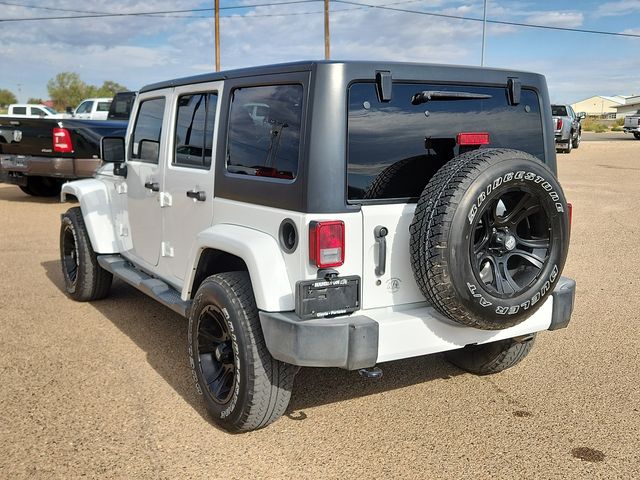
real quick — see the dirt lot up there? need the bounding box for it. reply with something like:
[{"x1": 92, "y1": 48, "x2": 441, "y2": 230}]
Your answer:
[{"x1": 1, "y1": 141, "x2": 639, "y2": 479}]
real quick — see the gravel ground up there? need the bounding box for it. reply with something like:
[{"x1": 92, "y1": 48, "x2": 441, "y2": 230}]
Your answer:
[{"x1": 1, "y1": 141, "x2": 639, "y2": 479}]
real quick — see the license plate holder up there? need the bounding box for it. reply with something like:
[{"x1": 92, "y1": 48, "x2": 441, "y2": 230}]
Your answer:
[{"x1": 295, "y1": 276, "x2": 360, "y2": 320}]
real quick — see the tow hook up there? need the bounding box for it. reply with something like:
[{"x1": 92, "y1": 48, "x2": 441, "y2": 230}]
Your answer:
[{"x1": 358, "y1": 366, "x2": 383, "y2": 379}]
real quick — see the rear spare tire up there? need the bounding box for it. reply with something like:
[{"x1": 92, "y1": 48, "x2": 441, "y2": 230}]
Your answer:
[{"x1": 410, "y1": 148, "x2": 570, "y2": 330}]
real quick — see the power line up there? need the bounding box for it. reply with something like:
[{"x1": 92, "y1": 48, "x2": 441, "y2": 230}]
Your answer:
[{"x1": 334, "y1": 0, "x2": 640, "y2": 39}]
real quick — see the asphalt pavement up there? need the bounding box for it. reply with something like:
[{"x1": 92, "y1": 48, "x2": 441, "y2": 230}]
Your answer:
[{"x1": 1, "y1": 141, "x2": 639, "y2": 479}]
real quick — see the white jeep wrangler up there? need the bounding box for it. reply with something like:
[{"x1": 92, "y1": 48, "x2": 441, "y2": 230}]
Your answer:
[{"x1": 59, "y1": 61, "x2": 575, "y2": 432}]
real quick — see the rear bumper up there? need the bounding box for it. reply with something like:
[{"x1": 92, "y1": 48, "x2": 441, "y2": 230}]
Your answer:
[
  {"x1": 259, "y1": 276, "x2": 576, "y2": 370},
  {"x1": 623, "y1": 127, "x2": 640, "y2": 133},
  {"x1": 0, "y1": 154, "x2": 101, "y2": 180}
]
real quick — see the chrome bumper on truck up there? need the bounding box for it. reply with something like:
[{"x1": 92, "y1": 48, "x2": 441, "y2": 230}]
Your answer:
[
  {"x1": 0, "y1": 154, "x2": 102, "y2": 182},
  {"x1": 259, "y1": 277, "x2": 576, "y2": 370}
]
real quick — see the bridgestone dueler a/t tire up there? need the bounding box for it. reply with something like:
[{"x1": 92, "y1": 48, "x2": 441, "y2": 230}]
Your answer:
[
  {"x1": 409, "y1": 148, "x2": 570, "y2": 330},
  {"x1": 445, "y1": 335, "x2": 536, "y2": 375},
  {"x1": 188, "y1": 272, "x2": 297, "y2": 432},
  {"x1": 60, "y1": 207, "x2": 113, "y2": 301}
]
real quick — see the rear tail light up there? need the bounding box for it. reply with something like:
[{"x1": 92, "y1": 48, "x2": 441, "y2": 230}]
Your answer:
[
  {"x1": 457, "y1": 132, "x2": 490, "y2": 146},
  {"x1": 53, "y1": 128, "x2": 74, "y2": 153},
  {"x1": 555, "y1": 118, "x2": 563, "y2": 131},
  {"x1": 309, "y1": 221, "x2": 344, "y2": 268}
]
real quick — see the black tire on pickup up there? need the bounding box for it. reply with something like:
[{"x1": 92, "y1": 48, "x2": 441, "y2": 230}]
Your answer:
[
  {"x1": 572, "y1": 129, "x2": 581, "y2": 149},
  {"x1": 20, "y1": 176, "x2": 63, "y2": 197},
  {"x1": 634, "y1": 132, "x2": 640, "y2": 140},
  {"x1": 409, "y1": 148, "x2": 570, "y2": 330},
  {"x1": 60, "y1": 207, "x2": 113, "y2": 301},
  {"x1": 188, "y1": 272, "x2": 297, "y2": 432},
  {"x1": 445, "y1": 335, "x2": 536, "y2": 375}
]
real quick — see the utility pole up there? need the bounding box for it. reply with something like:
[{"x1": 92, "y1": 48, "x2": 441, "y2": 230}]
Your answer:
[
  {"x1": 481, "y1": 0, "x2": 487, "y2": 66},
  {"x1": 324, "y1": 0, "x2": 330, "y2": 60},
  {"x1": 215, "y1": 0, "x2": 220, "y2": 71}
]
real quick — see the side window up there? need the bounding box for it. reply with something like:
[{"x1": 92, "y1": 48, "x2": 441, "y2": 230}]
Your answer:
[
  {"x1": 13, "y1": 107, "x2": 26, "y2": 115},
  {"x1": 76, "y1": 101, "x2": 92, "y2": 114},
  {"x1": 131, "y1": 97, "x2": 166, "y2": 163},
  {"x1": 31, "y1": 107, "x2": 46, "y2": 116},
  {"x1": 174, "y1": 93, "x2": 218, "y2": 168},
  {"x1": 226, "y1": 84, "x2": 303, "y2": 180},
  {"x1": 97, "y1": 102, "x2": 111, "y2": 112}
]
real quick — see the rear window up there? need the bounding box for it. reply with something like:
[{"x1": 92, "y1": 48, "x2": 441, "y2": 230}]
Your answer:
[
  {"x1": 97, "y1": 101, "x2": 111, "y2": 112},
  {"x1": 13, "y1": 107, "x2": 26, "y2": 115},
  {"x1": 347, "y1": 82, "x2": 544, "y2": 201},
  {"x1": 552, "y1": 105, "x2": 567, "y2": 116}
]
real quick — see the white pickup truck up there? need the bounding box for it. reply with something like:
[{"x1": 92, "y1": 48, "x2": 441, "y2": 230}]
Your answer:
[
  {"x1": 0, "y1": 104, "x2": 65, "y2": 119},
  {"x1": 623, "y1": 111, "x2": 640, "y2": 139},
  {"x1": 73, "y1": 97, "x2": 113, "y2": 120}
]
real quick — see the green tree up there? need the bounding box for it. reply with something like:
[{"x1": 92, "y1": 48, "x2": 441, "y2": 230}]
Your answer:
[
  {"x1": 93, "y1": 80, "x2": 128, "y2": 98},
  {"x1": 27, "y1": 97, "x2": 44, "y2": 104},
  {"x1": 47, "y1": 72, "x2": 89, "y2": 110},
  {"x1": 0, "y1": 88, "x2": 18, "y2": 107}
]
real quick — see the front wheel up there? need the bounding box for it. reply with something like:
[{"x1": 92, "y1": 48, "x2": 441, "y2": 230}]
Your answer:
[
  {"x1": 60, "y1": 207, "x2": 113, "y2": 301},
  {"x1": 445, "y1": 335, "x2": 536, "y2": 375},
  {"x1": 188, "y1": 272, "x2": 297, "y2": 432}
]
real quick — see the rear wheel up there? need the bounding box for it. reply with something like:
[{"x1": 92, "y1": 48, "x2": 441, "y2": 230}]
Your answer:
[
  {"x1": 634, "y1": 132, "x2": 640, "y2": 140},
  {"x1": 60, "y1": 207, "x2": 112, "y2": 301},
  {"x1": 410, "y1": 148, "x2": 570, "y2": 330},
  {"x1": 572, "y1": 129, "x2": 581, "y2": 149},
  {"x1": 188, "y1": 272, "x2": 297, "y2": 432},
  {"x1": 445, "y1": 335, "x2": 536, "y2": 375},
  {"x1": 564, "y1": 136, "x2": 573, "y2": 153}
]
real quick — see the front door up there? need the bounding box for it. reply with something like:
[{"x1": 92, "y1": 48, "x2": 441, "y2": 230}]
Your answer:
[
  {"x1": 161, "y1": 82, "x2": 222, "y2": 285},
  {"x1": 125, "y1": 91, "x2": 170, "y2": 268}
]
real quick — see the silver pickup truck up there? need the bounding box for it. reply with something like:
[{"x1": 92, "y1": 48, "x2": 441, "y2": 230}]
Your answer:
[
  {"x1": 623, "y1": 111, "x2": 640, "y2": 139},
  {"x1": 552, "y1": 104, "x2": 585, "y2": 154}
]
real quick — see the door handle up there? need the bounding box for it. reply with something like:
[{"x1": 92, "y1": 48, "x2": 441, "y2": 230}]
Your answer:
[
  {"x1": 374, "y1": 225, "x2": 388, "y2": 276},
  {"x1": 186, "y1": 190, "x2": 206, "y2": 202},
  {"x1": 144, "y1": 181, "x2": 159, "y2": 192}
]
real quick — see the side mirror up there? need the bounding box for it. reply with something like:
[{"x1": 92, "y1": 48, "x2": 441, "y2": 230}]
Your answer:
[
  {"x1": 101, "y1": 136, "x2": 127, "y2": 177},
  {"x1": 578, "y1": 112, "x2": 587, "y2": 120}
]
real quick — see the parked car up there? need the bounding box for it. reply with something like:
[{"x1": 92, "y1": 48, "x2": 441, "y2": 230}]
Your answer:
[
  {"x1": 552, "y1": 104, "x2": 585, "y2": 153},
  {"x1": 58, "y1": 61, "x2": 574, "y2": 432},
  {"x1": 0, "y1": 104, "x2": 66, "y2": 119},
  {"x1": 622, "y1": 110, "x2": 640, "y2": 139},
  {"x1": 73, "y1": 97, "x2": 113, "y2": 120}
]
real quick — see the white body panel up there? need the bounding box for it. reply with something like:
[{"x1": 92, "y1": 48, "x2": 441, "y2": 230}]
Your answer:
[
  {"x1": 61, "y1": 179, "x2": 119, "y2": 253},
  {"x1": 372, "y1": 298, "x2": 552, "y2": 363},
  {"x1": 74, "y1": 98, "x2": 112, "y2": 120},
  {"x1": 0, "y1": 104, "x2": 66, "y2": 119},
  {"x1": 361, "y1": 204, "x2": 424, "y2": 309}
]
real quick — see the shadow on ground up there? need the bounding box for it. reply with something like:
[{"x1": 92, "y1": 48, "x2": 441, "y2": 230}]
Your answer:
[
  {"x1": 42, "y1": 259, "x2": 462, "y2": 423},
  {"x1": 0, "y1": 185, "x2": 61, "y2": 204}
]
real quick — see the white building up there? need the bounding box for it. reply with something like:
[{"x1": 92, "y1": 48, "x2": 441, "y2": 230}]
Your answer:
[
  {"x1": 613, "y1": 96, "x2": 640, "y2": 119},
  {"x1": 571, "y1": 95, "x2": 629, "y2": 118}
]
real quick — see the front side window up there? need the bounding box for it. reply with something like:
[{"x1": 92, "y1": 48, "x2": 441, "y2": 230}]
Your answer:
[
  {"x1": 226, "y1": 84, "x2": 303, "y2": 180},
  {"x1": 31, "y1": 107, "x2": 46, "y2": 116},
  {"x1": 174, "y1": 93, "x2": 218, "y2": 168},
  {"x1": 97, "y1": 101, "x2": 111, "y2": 112},
  {"x1": 76, "y1": 101, "x2": 92, "y2": 114},
  {"x1": 131, "y1": 97, "x2": 165, "y2": 163}
]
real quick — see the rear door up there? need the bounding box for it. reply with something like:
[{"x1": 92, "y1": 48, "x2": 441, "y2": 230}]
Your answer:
[
  {"x1": 347, "y1": 82, "x2": 545, "y2": 309},
  {"x1": 125, "y1": 91, "x2": 170, "y2": 268},
  {"x1": 161, "y1": 82, "x2": 221, "y2": 285}
]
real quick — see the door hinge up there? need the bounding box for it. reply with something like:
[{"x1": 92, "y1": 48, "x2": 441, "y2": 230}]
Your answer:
[
  {"x1": 161, "y1": 241, "x2": 174, "y2": 257},
  {"x1": 159, "y1": 192, "x2": 172, "y2": 207},
  {"x1": 116, "y1": 182, "x2": 127, "y2": 194},
  {"x1": 118, "y1": 224, "x2": 129, "y2": 237}
]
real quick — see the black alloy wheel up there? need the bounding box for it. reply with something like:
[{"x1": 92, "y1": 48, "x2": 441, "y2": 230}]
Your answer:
[
  {"x1": 471, "y1": 188, "x2": 551, "y2": 298},
  {"x1": 62, "y1": 224, "x2": 79, "y2": 288},
  {"x1": 196, "y1": 305, "x2": 237, "y2": 405}
]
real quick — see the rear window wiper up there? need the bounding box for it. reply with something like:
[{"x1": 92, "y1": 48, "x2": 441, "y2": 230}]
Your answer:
[{"x1": 411, "y1": 91, "x2": 492, "y2": 105}]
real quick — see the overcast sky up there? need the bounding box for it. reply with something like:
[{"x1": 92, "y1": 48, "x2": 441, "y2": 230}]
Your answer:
[{"x1": 1, "y1": 0, "x2": 639, "y2": 105}]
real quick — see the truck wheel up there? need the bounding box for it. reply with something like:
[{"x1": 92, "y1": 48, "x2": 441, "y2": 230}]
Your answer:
[
  {"x1": 188, "y1": 272, "x2": 297, "y2": 432},
  {"x1": 21, "y1": 176, "x2": 62, "y2": 197},
  {"x1": 60, "y1": 207, "x2": 113, "y2": 301},
  {"x1": 409, "y1": 148, "x2": 570, "y2": 330},
  {"x1": 634, "y1": 133, "x2": 640, "y2": 140},
  {"x1": 564, "y1": 136, "x2": 572, "y2": 154},
  {"x1": 572, "y1": 130, "x2": 581, "y2": 149},
  {"x1": 445, "y1": 335, "x2": 536, "y2": 375}
]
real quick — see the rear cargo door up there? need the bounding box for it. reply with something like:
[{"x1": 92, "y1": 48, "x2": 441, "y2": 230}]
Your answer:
[
  {"x1": 0, "y1": 118, "x2": 57, "y2": 157},
  {"x1": 347, "y1": 82, "x2": 545, "y2": 309}
]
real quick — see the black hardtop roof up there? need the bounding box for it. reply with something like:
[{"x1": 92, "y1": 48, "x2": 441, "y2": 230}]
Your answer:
[{"x1": 139, "y1": 60, "x2": 542, "y2": 93}]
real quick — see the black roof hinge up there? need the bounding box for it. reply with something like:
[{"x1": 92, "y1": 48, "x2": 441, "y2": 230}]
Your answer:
[
  {"x1": 376, "y1": 70, "x2": 392, "y2": 102},
  {"x1": 507, "y1": 77, "x2": 521, "y2": 106}
]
